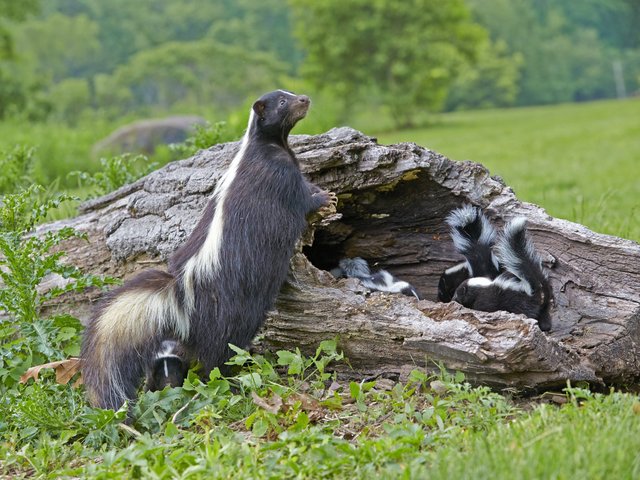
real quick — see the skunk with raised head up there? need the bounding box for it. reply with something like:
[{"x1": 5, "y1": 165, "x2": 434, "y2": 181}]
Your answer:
[
  {"x1": 82, "y1": 90, "x2": 335, "y2": 410},
  {"x1": 335, "y1": 257, "x2": 421, "y2": 300},
  {"x1": 438, "y1": 205, "x2": 501, "y2": 302},
  {"x1": 452, "y1": 217, "x2": 552, "y2": 331},
  {"x1": 145, "y1": 339, "x2": 190, "y2": 392}
]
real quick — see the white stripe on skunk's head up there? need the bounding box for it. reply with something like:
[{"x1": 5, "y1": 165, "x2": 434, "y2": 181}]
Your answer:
[
  {"x1": 155, "y1": 339, "x2": 182, "y2": 360},
  {"x1": 493, "y1": 274, "x2": 533, "y2": 296},
  {"x1": 445, "y1": 261, "x2": 470, "y2": 276},
  {"x1": 252, "y1": 90, "x2": 310, "y2": 128},
  {"x1": 467, "y1": 277, "x2": 493, "y2": 287},
  {"x1": 446, "y1": 204, "x2": 479, "y2": 229}
]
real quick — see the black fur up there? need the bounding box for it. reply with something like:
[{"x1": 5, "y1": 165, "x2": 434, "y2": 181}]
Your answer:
[
  {"x1": 452, "y1": 218, "x2": 552, "y2": 331},
  {"x1": 145, "y1": 340, "x2": 190, "y2": 391},
  {"x1": 438, "y1": 205, "x2": 501, "y2": 302},
  {"x1": 82, "y1": 90, "x2": 334, "y2": 409},
  {"x1": 335, "y1": 257, "x2": 421, "y2": 300},
  {"x1": 437, "y1": 262, "x2": 472, "y2": 303}
]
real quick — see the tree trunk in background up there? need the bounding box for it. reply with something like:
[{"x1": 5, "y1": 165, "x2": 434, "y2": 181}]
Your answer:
[{"x1": 40, "y1": 127, "x2": 640, "y2": 389}]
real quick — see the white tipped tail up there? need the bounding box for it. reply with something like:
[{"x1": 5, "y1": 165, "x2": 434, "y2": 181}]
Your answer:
[{"x1": 494, "y1": 217, "x2": 544, "y2": 296}]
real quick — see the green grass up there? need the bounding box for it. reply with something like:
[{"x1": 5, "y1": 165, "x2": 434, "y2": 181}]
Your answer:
[
  {"x1": 0, "y1": 118, "x2": 116, "y2": 187},
  {"x1": 2, "y1": 354, "x2": 640, "y2": 479},
  {"x1": 376, "y1": 98, "x2": 640, "y2": 241}
]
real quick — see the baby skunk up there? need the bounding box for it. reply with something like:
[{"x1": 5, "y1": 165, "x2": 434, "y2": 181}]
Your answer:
[
  {"x1": 438, "y1": 205, "x2": 501, "y2": 302},
  {"x1": 145, "y1": 339, "x2": 190, "y2": 392},
  {"x1": 452, "y1": 217, "x2": 552, "y2": 331},
  {"x1": 334, "y1": 257, "x2": 421, "y2": 300}
]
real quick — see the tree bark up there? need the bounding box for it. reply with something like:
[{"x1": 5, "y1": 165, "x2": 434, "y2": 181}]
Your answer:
[{"x1": 40, "y1": 127, "x2": 640, "y2": 389}]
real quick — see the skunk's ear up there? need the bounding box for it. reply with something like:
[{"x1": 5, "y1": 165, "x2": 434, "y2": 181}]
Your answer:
[{"x1": 252, "y1": 100, "x2": 266, "y2": 119}]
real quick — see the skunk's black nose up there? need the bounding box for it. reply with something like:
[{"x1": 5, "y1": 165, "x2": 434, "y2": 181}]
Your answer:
[{"x1": 297, "y1": 95, "x2": 310, "y2": 105}]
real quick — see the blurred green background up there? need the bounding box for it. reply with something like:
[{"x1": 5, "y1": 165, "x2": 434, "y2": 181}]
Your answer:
[{"x1": 0, "y1": 0, "x2": 638, "y2": 239}]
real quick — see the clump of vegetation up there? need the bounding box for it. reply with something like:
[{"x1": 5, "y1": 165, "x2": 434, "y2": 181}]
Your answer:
[
  {"x1": 69, "y1": 153, "x2": 158, "y2": 198},
  {"x1": 0, "y1": 184, "x2": 117, "y2": 389},
  {"x1": 0, "y1": 145, "x2": 36, "y2": 194},
  {"x1": 168, "y1": 120, "x2": 232, "y2": 158}
]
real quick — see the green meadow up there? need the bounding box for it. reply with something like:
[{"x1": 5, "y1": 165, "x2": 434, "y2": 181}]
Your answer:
[{"x1": 377, "y1": 98, "x2": 640, "y2": 241}]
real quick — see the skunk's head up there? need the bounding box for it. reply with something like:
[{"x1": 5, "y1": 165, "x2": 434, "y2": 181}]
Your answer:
[
  {"x1": 146, "y1": 340, "x2": 189, "y2": 391},
  {"x1": 437, "y1": 262, "x2": 471, "y2": 302},
  {"x1": 452, "y1": 277, "x2": 493, "y2": 309},
  {"x1": 251, "y1": 90, "x2": 310, "y2": 141}
]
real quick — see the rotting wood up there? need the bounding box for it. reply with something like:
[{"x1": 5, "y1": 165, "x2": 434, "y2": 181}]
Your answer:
[{"x1": 38, "y1": 127, "x2": 640, "y2": 389}]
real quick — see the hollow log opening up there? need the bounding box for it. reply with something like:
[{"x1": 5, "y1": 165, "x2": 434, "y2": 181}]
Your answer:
[{"x1": 303, "y1": 173, "x2": 498, "y2": 302}]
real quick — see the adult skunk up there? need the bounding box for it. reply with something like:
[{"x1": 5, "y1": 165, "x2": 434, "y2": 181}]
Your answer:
[
  {"x1": 334, "y1": 257, "x2": 421, "y2": 300},
  {"x1": 438, "y1": 205, "x2": 501, "y2": 302},
  {"x1": 452, "y1": 217, "x2": 552, "y2": 331},
  {"x1": 82, "y1": 90, "x2": 335, "y2": 409}
]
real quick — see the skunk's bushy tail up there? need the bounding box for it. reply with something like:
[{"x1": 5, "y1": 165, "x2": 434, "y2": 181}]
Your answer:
[
  {"x1": 495, "y1": 218, "x2": 543, "y2": 294},
  {"x1": 495, "y1": 217, "x2": 553, "y2": 330},
  {"x1": 446, "y1": 205, "x2": 499, "y2": 278},
  {"x1": 81, "y1": 270, "x2": 188, "y2": 410}
]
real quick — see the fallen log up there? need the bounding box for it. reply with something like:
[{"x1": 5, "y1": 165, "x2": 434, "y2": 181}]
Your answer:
[{"x1": 41, "y1": 127, "x2": 640, "y2": 389}]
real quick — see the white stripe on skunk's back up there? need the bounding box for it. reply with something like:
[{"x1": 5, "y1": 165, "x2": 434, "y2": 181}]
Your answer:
[{"x1": 181, "y1": 110, "x2": 255, "y2": 313}]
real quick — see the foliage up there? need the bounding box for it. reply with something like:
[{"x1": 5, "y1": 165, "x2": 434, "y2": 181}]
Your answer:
[
  {"x1": 168, "y1": 121, "x2": 232, "y2": 159},
  {"x1": 2, "y1": 0, "x2": 638, "y2": 124},
  {"x1": 445, "y1": 38, "x2": 523, "y2": 111},
  {"x1": 0, "y1": 145, "x2": 36, "y2": 194},
  {"x1": 3, "y1": 340, "x2": 640, "y2": 478},
  {"x1": 100, "y1": 39, "x2": 287, "y2": 116},
  {"x1": 69, "y1": 153, "x2": 158, "y2": 197},
  {"x1": 206, "y1": 0, "x2": 302, "y2": 71},
  {"x1": 290, "y1": 0, "x2": 486, "y2": 127},
  {"x1": 0, "y1": 0, "x2": 41, "y2": 119},
  {"x1": 0, "y1": 184, "x2": 116, "y2": 390},
  {"x1": 48, "y1": 78, "x2": 93, "y2": 125},
  {"x1": 467, "y1": 0, "x2": 640, "y2": 106},
  {"x1": 0, "y1": 117, "x2": 115, "y2": 187},
  {"x1": 0, "y1": 0, "x2": 39, "y2": 58},
  {"x1": 14, "y1": 13, "x2": 100, "y2": 84},
  {"x1": 427, "y1": 388, "x2": 640, "y2": 479}
]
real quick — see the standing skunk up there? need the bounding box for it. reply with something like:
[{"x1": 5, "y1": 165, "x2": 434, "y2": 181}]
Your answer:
[
  {"x1": 452, "y1": 217, "x2": 552, "y2": 331},
  {"x1": 438, "y1": 205, "x2": 501, "y2": 302},
  {"x1": 82, "y1": 90, "x2": 335, "y2": 410},
  {"x1": 334, "y1": 257, "x2": 421, "y2": 300},
  {"x1": 145, "y1": 339, "x2": 190, "y2": 392}
]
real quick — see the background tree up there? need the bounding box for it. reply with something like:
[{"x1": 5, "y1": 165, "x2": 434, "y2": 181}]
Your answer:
[
  {"x1": 0, "y1": 0, "x2": 40, "y2": 119},
  {"x1": 15, "y1": 13, "x2": 99, "y2": 83},
  {"x1": 289, "y1": 0, "x2": 486, "y2": 128},
  {"x1": 103, "y1": 40, "x2": 287, "y2": 115},
  {"x1": 466, "y1": 0, "x2": 640, "y2": 105}
]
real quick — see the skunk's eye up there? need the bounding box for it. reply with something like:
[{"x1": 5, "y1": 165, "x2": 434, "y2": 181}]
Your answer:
[{"x1": 279, "y1": 98, "x2": 286, "y2": 106}]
